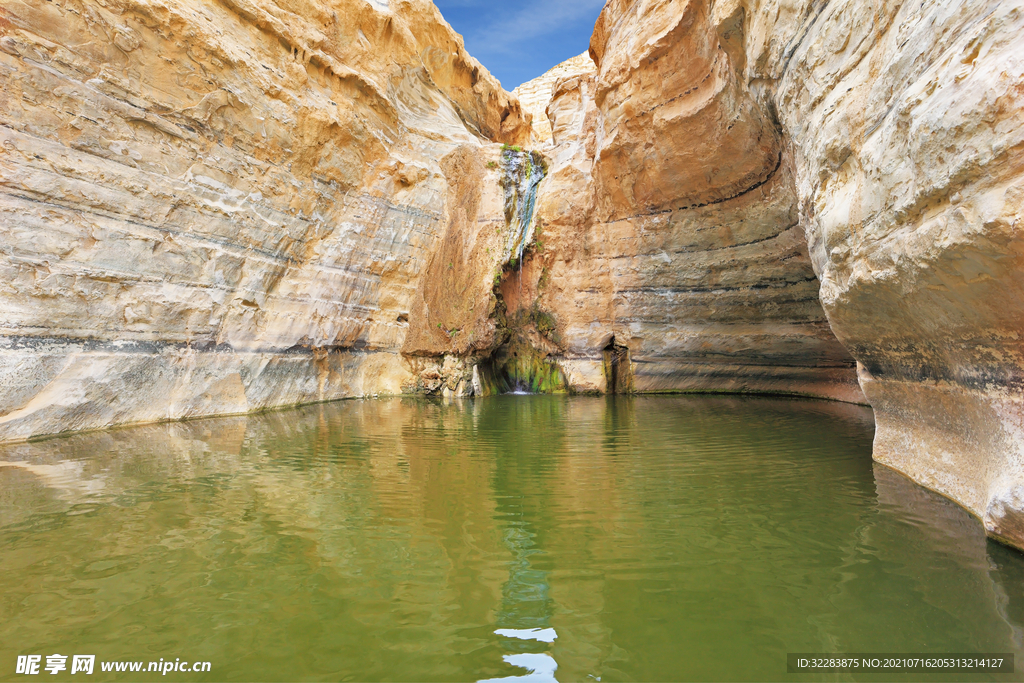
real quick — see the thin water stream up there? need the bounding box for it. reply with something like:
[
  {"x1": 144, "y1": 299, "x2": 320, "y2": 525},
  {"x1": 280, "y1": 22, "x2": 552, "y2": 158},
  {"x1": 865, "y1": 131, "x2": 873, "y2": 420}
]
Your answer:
[
  {"x1": 499, "y1": 147, "x2": 546, "y2": 268},
  {"x1": 1, "y1": 396, "x2": 1022, "y2": 682}
]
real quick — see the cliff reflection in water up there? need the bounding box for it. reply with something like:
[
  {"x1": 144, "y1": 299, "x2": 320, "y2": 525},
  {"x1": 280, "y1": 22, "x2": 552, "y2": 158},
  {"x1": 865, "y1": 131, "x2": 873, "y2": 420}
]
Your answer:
[{"x1": 0, "y1": 396, "x2": 1022, "y2": 681}]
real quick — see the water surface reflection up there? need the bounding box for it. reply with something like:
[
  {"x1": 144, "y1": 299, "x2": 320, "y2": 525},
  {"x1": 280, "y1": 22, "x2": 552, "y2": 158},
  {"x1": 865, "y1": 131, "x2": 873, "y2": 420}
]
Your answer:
[{"x1": 0, "y1": 396, "x2": 1021, "y2": 681}]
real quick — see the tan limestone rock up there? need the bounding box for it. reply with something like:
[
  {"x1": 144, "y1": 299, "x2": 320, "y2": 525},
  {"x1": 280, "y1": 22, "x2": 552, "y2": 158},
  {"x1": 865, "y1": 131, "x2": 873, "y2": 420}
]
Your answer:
[
  {"x1": 512, "y1": 0, "x2": 862, "y2": 402},
  {"x1": 545, "y1": 0, "x2": 1024, "y2": 549},
  {"x1": 511, "y1": 52, "x2": 597, "y2": 145},
  {"x1": 758, "y1": 0, "x2": 1024, "y2": 548},
  {"x1": 0, "y1": 0, "x2": 530, "y2": 440}
]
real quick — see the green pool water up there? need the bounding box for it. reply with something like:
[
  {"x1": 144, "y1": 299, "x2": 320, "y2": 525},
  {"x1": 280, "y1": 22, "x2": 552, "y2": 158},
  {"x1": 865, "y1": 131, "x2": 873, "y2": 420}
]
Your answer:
[{"x1": 1, "y1": 395, "x2": 1023, "y2": 682}]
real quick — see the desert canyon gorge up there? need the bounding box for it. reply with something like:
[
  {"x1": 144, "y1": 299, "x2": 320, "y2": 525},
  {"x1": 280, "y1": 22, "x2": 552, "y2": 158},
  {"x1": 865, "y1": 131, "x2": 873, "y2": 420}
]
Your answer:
[{"x1": 1, "y1": 0, "x2": 1023, "y2": 551}]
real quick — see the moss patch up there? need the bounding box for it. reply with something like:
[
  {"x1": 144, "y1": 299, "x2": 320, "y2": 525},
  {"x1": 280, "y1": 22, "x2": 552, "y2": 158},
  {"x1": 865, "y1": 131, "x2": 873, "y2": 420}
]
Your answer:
[{"x1": 483, "y1": 341, "x2": 570, "y2": 394}]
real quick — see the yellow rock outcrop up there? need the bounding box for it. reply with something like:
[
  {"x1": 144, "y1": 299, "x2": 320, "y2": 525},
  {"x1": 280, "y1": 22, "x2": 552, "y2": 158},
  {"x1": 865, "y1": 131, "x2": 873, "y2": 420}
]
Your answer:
[
  {"x1": 512, "y1": 52, "x2": 596, "y2": 144},
  {"x1": 512, "y1": 1, "x2": 862, "y2": 402},
  {"x1": 0, "y1": 0, "x2": 529, "y2": 440}
]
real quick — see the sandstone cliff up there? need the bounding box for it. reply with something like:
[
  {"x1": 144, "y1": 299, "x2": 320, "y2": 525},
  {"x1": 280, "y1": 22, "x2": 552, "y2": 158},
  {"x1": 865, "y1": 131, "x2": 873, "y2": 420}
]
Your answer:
[
  {"x1": 0, "y1": 0, "x2": 530, "y2": 441},
  {"x1": 512, "y1": 52, "x2": 596, "y2": 144},
  {"x1": 512, "y1": 0, "x2": 1024, "y2": 549},
  {"x1": 3, "y1": 0, "x2": 1024, "y2": 553},
  {"x1": 758, "y1": 0, "x2": 1024, "y2": 548},
  {"x1": 510, "y1": 3, "x2": 863, "y2": 402}
]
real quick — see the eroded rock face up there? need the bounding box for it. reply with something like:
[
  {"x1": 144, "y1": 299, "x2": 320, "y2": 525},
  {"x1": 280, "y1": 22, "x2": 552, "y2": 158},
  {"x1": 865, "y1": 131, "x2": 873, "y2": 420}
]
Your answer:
[
  {"x1": 760, "y1": 0, "x2": 1024, "y2": 548},
  {"x1": 502, "y1": 0, "x2": 1024, "y2": 549},
  {"x1": 0, "y1": 0, "x2": 530, "y2": 440},
  {"x1": 510, "y1": 0, "x2": 862, "y2": 401},
  {"x1": 512, "y1": 52, "x2": 596, "y2": 144},
  {"x1": 529, "y1": 0, "x2": 1024, "y2": 548}
]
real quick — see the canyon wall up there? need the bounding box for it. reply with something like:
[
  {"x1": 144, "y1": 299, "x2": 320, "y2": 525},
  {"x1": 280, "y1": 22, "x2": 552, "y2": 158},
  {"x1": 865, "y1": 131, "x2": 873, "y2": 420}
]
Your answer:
[
  {"x1": 758, "y1": 0, "x2": 1024, "y2": 549},
  {"x1": 511, "y1": 7, "x2": 862, "y2": 402},
  {"x1": 512, "y1": 52, "x2": 596, "y2": 144},
  {"x1": 0, "y1": 0, "x2": 530, "y2": 441},
  {"x1": 518, "y1": 0, "x2": 1023, "y2": 548},
  {"x1": 2, "y1": 0, "x2": 1023, "y2": 551}
]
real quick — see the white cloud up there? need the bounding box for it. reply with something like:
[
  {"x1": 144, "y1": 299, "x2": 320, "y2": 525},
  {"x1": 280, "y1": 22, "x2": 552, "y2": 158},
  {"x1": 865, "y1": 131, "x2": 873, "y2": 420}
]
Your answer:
[{"x1": 465, "y1": 0, "x2": 605, "y2": 56}]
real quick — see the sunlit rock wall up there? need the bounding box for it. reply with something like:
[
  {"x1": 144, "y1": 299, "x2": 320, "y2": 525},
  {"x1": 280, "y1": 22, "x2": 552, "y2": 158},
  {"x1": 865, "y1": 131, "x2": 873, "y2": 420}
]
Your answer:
[
  {"x1": 757, "y1": 0, "x2": 1024, "y2": 548},
  {"x1": 511, "y1": 52, "x2": 597, "y2": 145},
  {"x1": 516, "y1": 0, "x2": 862, "y2": 401},
  {"x1": 525, "y1": 0, "x2": 1024, "y2": 549},
  {"x1": 0, "y1": 0, "x2": 531, "y2": 441}
]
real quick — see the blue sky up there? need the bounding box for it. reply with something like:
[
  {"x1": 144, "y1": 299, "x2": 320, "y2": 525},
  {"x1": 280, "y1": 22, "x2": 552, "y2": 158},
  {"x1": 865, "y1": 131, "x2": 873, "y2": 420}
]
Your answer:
[{"x1": 433, "y1": 0, "x2": 606, "y2": 90}]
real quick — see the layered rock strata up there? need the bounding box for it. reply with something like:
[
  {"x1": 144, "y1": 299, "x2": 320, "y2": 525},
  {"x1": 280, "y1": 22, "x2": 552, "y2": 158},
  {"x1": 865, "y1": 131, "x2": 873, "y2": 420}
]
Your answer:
[
  {"x1": 510, "y1": 6, "x2": 863, "y2": 402},
  {"x1": 0, "y1": 0, "x2": 530, "y2": 441},
  {"x1": 762, "y1": 0, "x2": 1024, "y2": 548},
  {"x1": 516, "y1": 0, "x2": 1023, "y2": 549}
]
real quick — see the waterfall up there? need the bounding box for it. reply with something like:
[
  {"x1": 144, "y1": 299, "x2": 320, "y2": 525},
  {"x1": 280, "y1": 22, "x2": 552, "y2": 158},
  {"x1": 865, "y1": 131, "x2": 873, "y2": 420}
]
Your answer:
[
  {"x1": 490, "y1": 147, "x2": 563, "y2": 397},
  {"x1": 499, "y1": 148, "x2": 547, "y2": 266}
]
